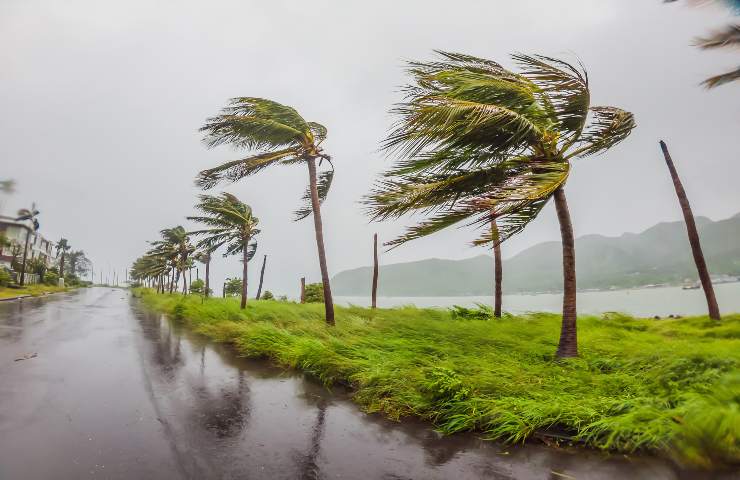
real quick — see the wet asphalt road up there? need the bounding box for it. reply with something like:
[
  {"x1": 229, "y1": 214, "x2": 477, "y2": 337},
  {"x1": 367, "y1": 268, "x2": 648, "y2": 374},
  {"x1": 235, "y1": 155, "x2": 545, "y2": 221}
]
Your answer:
[{"x1": 0, "y1": 288, "x2": 730, "y2": 479}]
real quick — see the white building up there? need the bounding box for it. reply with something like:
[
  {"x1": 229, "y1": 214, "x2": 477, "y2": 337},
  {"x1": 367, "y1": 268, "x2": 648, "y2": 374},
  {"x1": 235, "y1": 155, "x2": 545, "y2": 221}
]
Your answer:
[{"x1": 0, "y1": 215, "x2": 53, "y2": 270}]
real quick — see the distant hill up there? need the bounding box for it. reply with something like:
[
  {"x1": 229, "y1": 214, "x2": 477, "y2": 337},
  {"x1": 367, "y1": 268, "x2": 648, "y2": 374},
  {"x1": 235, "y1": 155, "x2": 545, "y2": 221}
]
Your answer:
[{"x1": 332, "y1": 213, "x2": 740, "y2": 296}]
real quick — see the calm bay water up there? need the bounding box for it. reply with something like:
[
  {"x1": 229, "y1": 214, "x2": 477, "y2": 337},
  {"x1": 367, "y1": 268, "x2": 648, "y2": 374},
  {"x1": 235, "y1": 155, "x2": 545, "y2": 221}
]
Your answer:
[{"x1": 337, "y1": 282, "x2": 740, "y2": 317}]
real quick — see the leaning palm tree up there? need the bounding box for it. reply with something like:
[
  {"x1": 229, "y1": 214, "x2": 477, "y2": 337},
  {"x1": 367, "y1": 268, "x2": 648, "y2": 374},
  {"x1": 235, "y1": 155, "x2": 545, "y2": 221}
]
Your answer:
[
  {"x1": 197, "y1": 98, "x2": 336, "y2": 325},
  {"x1": 16, "y1": 203, "x2": 40, "y2": 286},
  {"x1": 367, "y1": 52, "x2": 635, "y2": 357},
  {"x1": 187, "y1": 193, "x2": 259, "y2": 309}
]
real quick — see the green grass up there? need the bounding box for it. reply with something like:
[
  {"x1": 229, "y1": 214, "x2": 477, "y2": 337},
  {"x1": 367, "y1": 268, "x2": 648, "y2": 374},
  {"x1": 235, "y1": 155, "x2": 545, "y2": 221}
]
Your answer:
[
  {"x1": 134, "y1": 289, "x2": 740, "y2": 469},
  {"x1": 0, "y1": 284, "x2": 70, "y2": 299}
]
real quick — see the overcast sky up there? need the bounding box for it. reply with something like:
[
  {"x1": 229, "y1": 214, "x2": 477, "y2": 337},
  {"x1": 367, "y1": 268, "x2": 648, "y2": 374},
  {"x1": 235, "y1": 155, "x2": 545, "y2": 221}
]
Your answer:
[{"x1": 1, "y1": 0, "x2": 738, "y2": 297}]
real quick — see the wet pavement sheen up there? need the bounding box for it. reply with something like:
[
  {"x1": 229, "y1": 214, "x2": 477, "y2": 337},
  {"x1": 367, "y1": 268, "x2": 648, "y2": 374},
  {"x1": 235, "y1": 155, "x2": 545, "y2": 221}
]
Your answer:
[{"x1": 0, "y1": 288, "x2": 730, "y2": 479}]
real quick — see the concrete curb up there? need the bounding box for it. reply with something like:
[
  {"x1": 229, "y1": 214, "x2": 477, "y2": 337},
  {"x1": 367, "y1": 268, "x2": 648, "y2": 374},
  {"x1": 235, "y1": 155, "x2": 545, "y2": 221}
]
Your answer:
[{"x1": 0, "y1": 294, "x2": 32, "y2": 302}]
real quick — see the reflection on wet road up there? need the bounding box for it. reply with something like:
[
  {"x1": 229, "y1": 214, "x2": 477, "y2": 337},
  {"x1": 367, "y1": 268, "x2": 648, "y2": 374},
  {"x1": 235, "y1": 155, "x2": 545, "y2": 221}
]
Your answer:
[{"x1": 0, "y1": 288, "x2": 724, "y2": 479}]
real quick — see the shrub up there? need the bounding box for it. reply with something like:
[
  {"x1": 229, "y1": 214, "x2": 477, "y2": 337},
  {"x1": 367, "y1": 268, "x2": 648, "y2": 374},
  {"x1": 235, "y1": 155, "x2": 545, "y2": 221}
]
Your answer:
[
  {"x1": 0, "y1": 268, "x2": 11, "y2": 287},
  {"x1": 44, "y1": 272, "x2": 59, "y2": 286},
  {"x1": 190, "y1": 279, "x2": 205, "y2": 294},
  {"x1": 304, "y1": 283, "x2": 324, "y2": 303},
  {"x1": 261, "y1": 290, "x2": 274, "y2": 300},
  {"x1": 223, "y1": 277, "x2": 242, "y2": 297},
  {"x1": 450, "y1": 303, "x2": 494, "y2": 320}
]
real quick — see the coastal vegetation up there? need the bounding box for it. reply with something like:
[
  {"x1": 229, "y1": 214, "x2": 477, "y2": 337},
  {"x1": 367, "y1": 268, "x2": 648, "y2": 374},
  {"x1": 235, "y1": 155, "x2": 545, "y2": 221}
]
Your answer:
[{"x1": 134, "y1": 288, "x2": 740, "y2": 469}]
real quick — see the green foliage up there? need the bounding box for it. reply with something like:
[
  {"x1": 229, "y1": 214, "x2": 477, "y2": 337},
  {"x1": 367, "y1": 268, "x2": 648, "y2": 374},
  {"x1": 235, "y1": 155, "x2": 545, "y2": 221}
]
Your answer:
[
  {"x1": 223, "y1": 277, "x2": 242, "y2": 297},
  {"x1": 261, "y1": 290, "x2": 274, "y2": 300},
  {"x1": 197, "y1": 97, "x2": 334, "y2": 222},
  {"x1": 187, "y1": 193, "x2": 259, "y2": 259},
  {"x1": 0, "y1": 268, "x2": 11, "y2": 287},
  {"x1": 134, "y1": 288, "x2": 740, "y2": 468},
  {"x1": 304, "y1": 283, "x2": 324, "y2": 303},
  {"x1": 366, "y1": 52, "x2": 635, "y2": 249},
  {"x1": 450, "y1": 303, "x2": 493, "y2": 320},
  {"x1": 190, "y1": 278, "x2": 205, "y2": 294},
  {"x1": 43, "y1": 271, "x2": 59, "y2": 286}
]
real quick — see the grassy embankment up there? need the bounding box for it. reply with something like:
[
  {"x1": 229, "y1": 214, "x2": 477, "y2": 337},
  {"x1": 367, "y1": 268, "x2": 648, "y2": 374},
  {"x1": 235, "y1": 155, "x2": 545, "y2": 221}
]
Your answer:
[
  {"x1": 0, "y1": 284, "x2": 70, "y2": 299},
  {"x1": 135, "y1": 288, "x2": 740, "y2": 468}
]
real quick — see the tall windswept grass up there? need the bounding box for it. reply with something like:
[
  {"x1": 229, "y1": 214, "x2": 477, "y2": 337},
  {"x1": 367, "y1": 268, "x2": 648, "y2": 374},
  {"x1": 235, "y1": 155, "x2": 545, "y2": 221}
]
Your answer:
[{"x1": 134, "y1": 289, "x2": 740, "y2": 469}]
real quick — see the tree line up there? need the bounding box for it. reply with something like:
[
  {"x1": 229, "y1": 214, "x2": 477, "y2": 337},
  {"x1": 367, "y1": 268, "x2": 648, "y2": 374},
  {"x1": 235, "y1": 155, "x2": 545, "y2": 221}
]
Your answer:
[{"x1": 130, "y1": 51, "x2": 723, "y2": 358}]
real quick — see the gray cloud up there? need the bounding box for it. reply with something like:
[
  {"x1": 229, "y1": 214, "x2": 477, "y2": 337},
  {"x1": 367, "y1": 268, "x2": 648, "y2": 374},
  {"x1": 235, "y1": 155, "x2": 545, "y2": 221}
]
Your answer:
[{"x1": 1, "y1": 0, "x2": 737, "y2": 297}]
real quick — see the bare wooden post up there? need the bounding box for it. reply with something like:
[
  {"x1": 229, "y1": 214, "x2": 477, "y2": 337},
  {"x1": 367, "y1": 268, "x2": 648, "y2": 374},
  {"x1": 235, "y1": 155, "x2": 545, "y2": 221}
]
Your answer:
[
  {"x1": 491, "y1": 217, "x2": 502, "y2": 318},
  {"x1": 371, "y1": 233, "x2": 379, "y2": 309},
  {"x1": 660, "y1": 140, "x2": 720, "y2": 320},
  {"x1": 256, "y1": 255, "x2": 267, "y2": 300},
  {"x1": 300, "y1": 277, "x2": 306, "y2": 304}
]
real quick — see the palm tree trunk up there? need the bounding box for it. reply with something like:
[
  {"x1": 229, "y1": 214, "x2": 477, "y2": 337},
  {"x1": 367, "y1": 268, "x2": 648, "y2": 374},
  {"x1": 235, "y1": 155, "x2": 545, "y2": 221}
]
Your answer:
[
  {"x1": 255, "y1": 255, "x2": 267, "y2": 300},
  {"x1": 300, "y1": 277, "x2": 306, "y2": 304},
  {"x1": 660, "y1": 141, "x2": 720, "y2": 320},
  {"x1": 205, "y1": 259, "x2": 210, "y2": 298},
  {"x1": 553, "y1": 186, "x2": 578, "y2": 358},
  {"x1": 371, "y1": 233, "x2": 379, "y2": 309},
  {"x1": 491, "y1": 217, "x2": 502, "y2": 318},
  {"x1": 19, "y1": 230, "x2": 30, "y2": 286},
  {"x1": 307, "y1": 157, "x2": 335, "y2": 326},
  {"x1": 240, "y1": 244, "x2": 249, "y2": 309},
  {"x1": 59, "y1": 254, "x2": 65, "y2": 280}
]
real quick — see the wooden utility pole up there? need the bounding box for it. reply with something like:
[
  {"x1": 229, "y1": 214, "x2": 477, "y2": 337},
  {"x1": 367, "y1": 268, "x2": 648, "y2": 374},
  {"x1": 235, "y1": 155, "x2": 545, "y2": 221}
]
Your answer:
[
  {"x1": 371, "y1": 233, "x2": 379, "y2": 309},
  {"x1": 300, "y1": 277, "x2": 306, "y2": 304},
  {"x1": 255, "y1": 255, "x2": 267, "y2": 300},
  {"x1": 659, "y1": 140, "x2": 720, "y2": 320}
]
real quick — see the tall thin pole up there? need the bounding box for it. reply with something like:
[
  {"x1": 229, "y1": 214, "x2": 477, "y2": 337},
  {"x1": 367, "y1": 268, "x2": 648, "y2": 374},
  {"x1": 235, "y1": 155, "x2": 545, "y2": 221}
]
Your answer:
[
  {"x1": 300, "y1": 277, "x2": 306, "y2": 304},
  {"x1": 256, "y1": 255, "x2": 267, "y2": 300},
  {"x1": 659, "y1": 141, "x2": 720, "y2": 320},
  {"x1": 371, "y1": 233, "x2": 378, "y2": 309}
]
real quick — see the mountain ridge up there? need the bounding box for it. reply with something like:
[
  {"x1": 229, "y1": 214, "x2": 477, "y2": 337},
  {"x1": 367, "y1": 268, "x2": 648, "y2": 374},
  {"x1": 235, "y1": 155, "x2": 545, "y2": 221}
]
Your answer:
[{"x1": 332, "y1": 213, "x2": 740, "y2": 296}]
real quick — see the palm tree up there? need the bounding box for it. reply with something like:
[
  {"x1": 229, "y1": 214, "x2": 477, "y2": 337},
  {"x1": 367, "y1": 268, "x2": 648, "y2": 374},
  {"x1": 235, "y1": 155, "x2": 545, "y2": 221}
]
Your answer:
[
  {"x1": 197, "y1": 98, "x2": 336, "y2": 325},
  {"x1": 152, "y1": 226, "x2": 194, "y2": 294},
  {"x1": 187, "y1": 193, "x2": 260, "y2": 309},
  {"x1": 366, "y1": 52, "x2": 635, "y2": 357},
  {"x1": 194, "y1": 250, "x2": 213, "y2": 298},
  {"x1": 55, "y1": 238, "x2": 71, "y2": 279},
  {"x1": 659, "y1": 141, "x2": 721, "y2": 319},
  {"x1": 15, "y1": 204, "x2": 40, "y2": 286}
]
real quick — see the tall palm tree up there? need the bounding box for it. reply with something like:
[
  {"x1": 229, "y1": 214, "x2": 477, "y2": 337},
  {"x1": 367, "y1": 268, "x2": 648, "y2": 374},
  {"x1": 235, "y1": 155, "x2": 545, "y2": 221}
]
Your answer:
[
  {"x1": 197, "y1": 98, "x2": 336, "y2": 325},
  {"x1": 55, "y1": 238, "x2": 71, "y2": 279},
  {"x1": 187, "y1": 193, "x2": 260, "y2": 309},
  {"x1": 15, "y1": 203, "x2": 40, "y2": 286},
  {"x1": 367, "y1": 52, "x2": 635, "y2": 357}
]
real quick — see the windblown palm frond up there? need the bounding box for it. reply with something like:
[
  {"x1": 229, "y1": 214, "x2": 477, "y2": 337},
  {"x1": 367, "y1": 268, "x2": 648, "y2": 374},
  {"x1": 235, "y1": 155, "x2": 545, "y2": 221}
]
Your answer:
[
  {"x1": 367, "y1": 51, "x2": 634, "y2": 249},
  {"x1": 197, "y1": 99, "x2": 334, "y2": 222}
]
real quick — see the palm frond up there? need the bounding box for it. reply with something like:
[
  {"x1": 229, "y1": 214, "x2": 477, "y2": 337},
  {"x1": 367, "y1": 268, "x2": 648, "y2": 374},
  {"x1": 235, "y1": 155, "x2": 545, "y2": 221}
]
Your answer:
[
  {"x1": 196, "y1": 149, "x2": 298, "y2": 189},
  {"x1": 294, "y1": 168, "x2": 334, "y2": 221},
  {"x1": 569, "y1": 107, "x2": 636, "y2": 158},
  {"x1": 701, "y1": 66, "x2": 740, "y2": 88},
  {"x1": 512, "y1": 53, "x2": 590, "y2": 144}
]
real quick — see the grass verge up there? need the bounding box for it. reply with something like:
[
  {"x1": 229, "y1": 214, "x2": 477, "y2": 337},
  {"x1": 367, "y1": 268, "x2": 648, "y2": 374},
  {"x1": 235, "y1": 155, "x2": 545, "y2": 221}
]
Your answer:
[
  {"x1": 134, "y1": 288, "x2": 740, "y2": 469},
  {"x1": 0, "y1": 284, "x2": 71, "y2": 299}
]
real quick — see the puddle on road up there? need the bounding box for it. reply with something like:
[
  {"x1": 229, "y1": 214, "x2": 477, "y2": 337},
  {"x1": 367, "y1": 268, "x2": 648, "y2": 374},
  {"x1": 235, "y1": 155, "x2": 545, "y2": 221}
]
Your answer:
[{"x1": 131, "y1": 304, "x2": 713, "y2": 480}]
